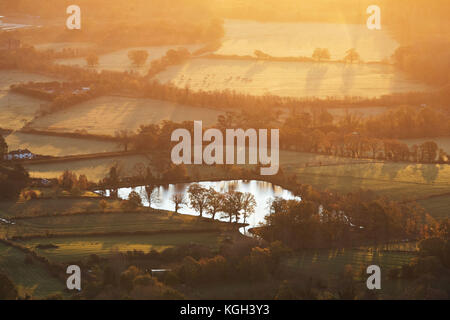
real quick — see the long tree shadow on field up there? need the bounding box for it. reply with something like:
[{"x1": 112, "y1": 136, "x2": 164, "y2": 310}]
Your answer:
[
  {"x1": 418, "y1": 164, "x2": 440, "y2": 184},
  {"x1": 304, "y1": 64, "x2": 328, "y2": 96}
]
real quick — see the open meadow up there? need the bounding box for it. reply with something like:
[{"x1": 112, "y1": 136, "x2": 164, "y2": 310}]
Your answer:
[
  {"x1": 283, "y1": 245, "x2": 417, "y2": 277},
  {"x1": 286, "y1": 161, "x2": 450, "y2": 202},
  {"x1": 156, "y1": 58, "x2": 431, "y2": 98},
  {"x1": 1, "y1": 210, "x2": 237, "y2": 238},
  {"x1": 25, "y1": 153, "x2": 151, "y2": 181},
  {"x1": 5, "y1": 132, "x2": 121, "y2": 157},
  {"x1": 34, "y1": 42, "x2": 96, "y2": 52},
  {"x1": 0, "y1": 197, "x2": 123, "y2": 219},
  {"x1": 0, "y1": 70, "x2": 57, "y2": 130},
  {"x1": 0, "y1": 242, "x2": 66, "y2": 298},
  {"x1": 216, "y1": 19, "x2": 399, "y2": 61},
  {"x1": 29, "y1": 95, "x2": 223, "y2": 136},
  {"x1": 17, "y1": 232, "x2": 225, "y2": 263}
]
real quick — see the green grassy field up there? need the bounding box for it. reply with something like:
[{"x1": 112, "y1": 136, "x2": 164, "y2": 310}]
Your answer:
[
  {"x1": 286, "y1": 162, "x2": 450, "y2": 201},
  {"x1": 25, "y1": 153, "x2": 150, "y2": 181},
  {"x1": 0, "y1": 198, "x2": 123, "y2": 219},
  {"x1": 16, "y1": 232, "x2": 225, "y2": 263},
  {"x1": 0, "y1": 242, "x2": 66, "y2": 298},
  {"x1": 1, "y1": 210, "x2": 237, "y2": 238},
  {"x1": 283, "y1": 245, "x2": 417, "y2": 278}
]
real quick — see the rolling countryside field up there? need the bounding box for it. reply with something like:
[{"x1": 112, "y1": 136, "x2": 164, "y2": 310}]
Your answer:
[
  {"x1": 284, "y1": 245, "x2": 417, "y2": 277},
  {"x1": 286, "y1": 162, "x2": 450, "y2": 201},
  {"x1": 5, "y1": 132, "x2": 121, "y2": 157},
  {"x1": 156, "y1": 58, "x2": 431, "y2": 98},
  {"x1": 0, "y1": 242, "x2": 66, "y2": 298},
  {"x1": 29, "y1": 95, "x2": 223, "y2": 136},
  {"x1": 0, "y1": 198, "x2": 122, "y2": 219},
  {"x1": 17, "y1": 232, "x2": 225, "y2": 263},
  {"x1": 0, "y1": 210, "x2": 236, "y2": 238},
  {"x1": 216, "y1": 19, "x2": 398, "y2": 61},
  {"x1": 24, "y1": 153, "x2": 150, "y2": 181},
  {"x1": 0, "y1": 70, "x2": 57, "y2": 130},
  {"x1": 1, "y1": 0, "x2": 449, "y2": 301}
]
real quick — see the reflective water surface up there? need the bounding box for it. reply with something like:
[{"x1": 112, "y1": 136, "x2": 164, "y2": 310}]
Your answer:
[{"x1": 104, "y1": 180, "x2": 300, "y2": 233}]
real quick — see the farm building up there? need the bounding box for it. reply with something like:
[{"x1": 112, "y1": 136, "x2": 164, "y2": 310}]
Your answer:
[{"x1": 3, "y1": 148, "x2": 35, "y2": 160}]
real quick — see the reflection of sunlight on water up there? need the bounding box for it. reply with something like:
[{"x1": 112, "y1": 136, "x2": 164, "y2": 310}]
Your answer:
[{"x1": 109, "y1": 180, "x2": 300, "y2": 234}]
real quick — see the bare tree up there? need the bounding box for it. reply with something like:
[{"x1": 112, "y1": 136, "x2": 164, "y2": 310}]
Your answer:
[
  {"x1": 141, "y1": 184, "x2": 160, "y2": 208},
  {"x1": 171, "y1": 192, "x2": 186, "y2": 213},
  {"x1": 241, "y1": 192, "x2": 256, "y2": 225},
  {"x1": 205, "y1": 188, "x2": 224, "y2": 220},
  {"x1": 187, "y1": 184, "x2": 209, "y2": 217},
  {"x1": 221, "y1": 190, "x2": 243, "y2": 224},
  {"x1": 115, "y1": 129, "x2": 133, "y2": 152}
]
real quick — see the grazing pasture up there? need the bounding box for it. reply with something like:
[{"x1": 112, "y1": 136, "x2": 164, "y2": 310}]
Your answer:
[
  {"x1": 216, "y1": 20, "x2": 399, "y2": 61},
  {"x1": 34, "y1": 42, "x2": 96, "y2": 52},
  {"x1": 0, "y1": 198, "x2": 122, "y2": 219},
  {"x1": 286, "y1": 162, "x2": 450, "y2": 201},
  {"x1": 18, "y1": 232, "x2": 225, "y2": 263},
  {"x1": 2, "y1": 211, "x2": 236, "y2": 238},
  {"x1": 29, "y1": 96, "x2": 222, "y2": 136},
  {"x1": 5, "y1": 132, "x2": 121, "y2": 157},
  {"x1": 25, "y1": 153, "x2": 150, "y2": 181},
  {"x1": 0, "y1": 242, "x2": 66, "y2": 298},
  {"x1": 156, "y1": 58, "x2": 431, "y2": 98},
  {"x1": 0, "y1": 71, "x2": 57, "y2": 130}
]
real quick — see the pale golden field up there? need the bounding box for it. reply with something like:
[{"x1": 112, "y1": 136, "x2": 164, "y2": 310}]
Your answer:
[
  {"x1": 25, "y1": 153, "x2": 150, "y2": 181},
  {"x1": 0, "y1": 70, "x2": 58, "y2": 91},
  {"x1": 5, "y1": 132, "x2": 121, "y2": 157},
  {"x1": 217, "y1": 20, "x2": 399, "y2": 61},
  {"x1": 29, "y1": 96, "x2": 223, "y2": 135},
  {"x1": 34, "y1": 42, "x2": 96, "y2": 52},
  {"x1": 156, "y1": 58, "x2": 431, "y2": 98},
  {"x1": 54, "y1": 44, "x2": 202, "y2": 75},
  {"x1": 0, "y1": 71, "x2": 56, "y2": 130}
]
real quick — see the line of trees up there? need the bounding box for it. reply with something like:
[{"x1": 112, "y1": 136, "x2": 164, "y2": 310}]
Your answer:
[
  {"x1": 2, "y1": 47, "x2": 448, "y2": 119},
  {"x1": 257, "y1": 193, "x2": 436, "y2": 249},
  {"x1": 167, "y1": 184, "x2": 257, "y2": 224}
]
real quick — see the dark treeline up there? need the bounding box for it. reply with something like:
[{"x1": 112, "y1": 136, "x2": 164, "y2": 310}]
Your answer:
[
  {"x1": 0, "y1": 136, "x2": 29, "y2": 200},
  {"x1": 257, "y1": 195, "x2": 435, "y2": 249},
  {"x1": 147, "y1": 47, "x2": 192, "y2": 78},
  {"x1": 215, "y1": 106, "x2": 450, "y2": 163}
]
